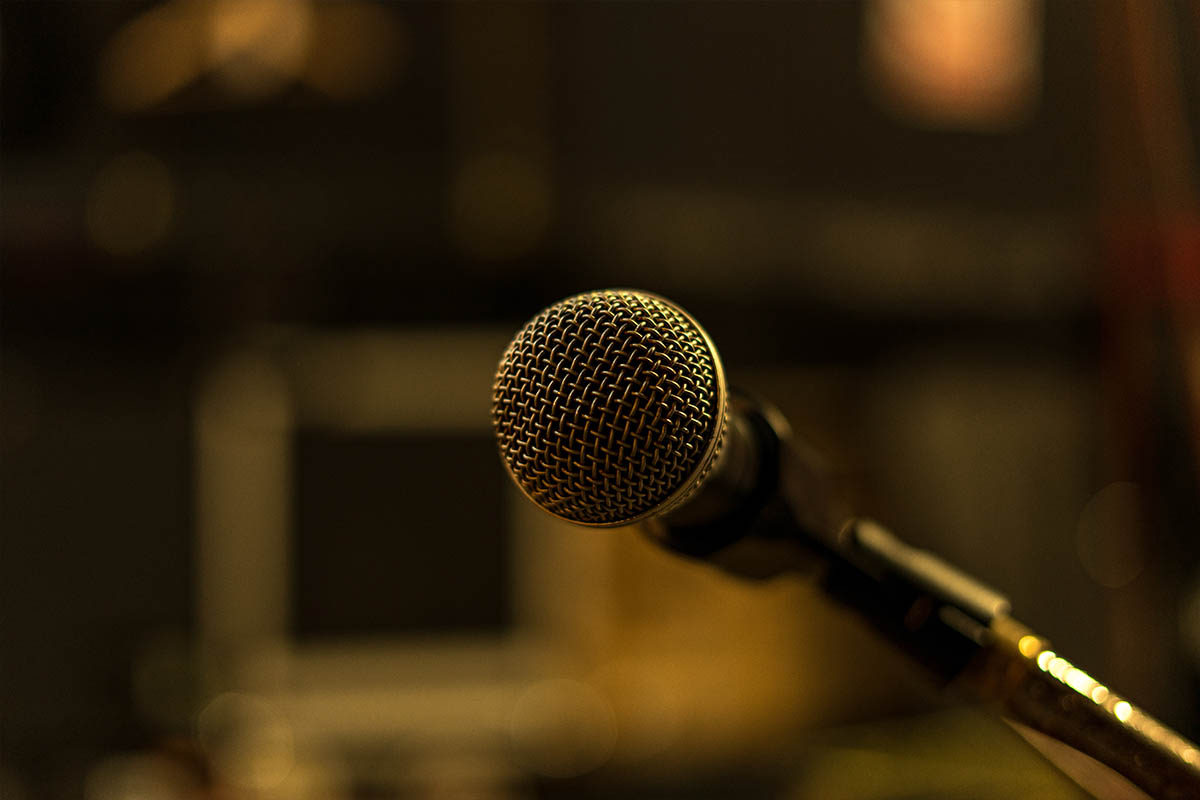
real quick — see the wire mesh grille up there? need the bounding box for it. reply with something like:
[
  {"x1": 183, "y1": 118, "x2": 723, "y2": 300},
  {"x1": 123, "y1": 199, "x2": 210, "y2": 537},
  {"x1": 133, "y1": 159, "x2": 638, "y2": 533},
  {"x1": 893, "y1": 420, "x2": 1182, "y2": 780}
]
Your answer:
[{"x1": 492, "y1": 289, "x2": 725, "y2": 526}]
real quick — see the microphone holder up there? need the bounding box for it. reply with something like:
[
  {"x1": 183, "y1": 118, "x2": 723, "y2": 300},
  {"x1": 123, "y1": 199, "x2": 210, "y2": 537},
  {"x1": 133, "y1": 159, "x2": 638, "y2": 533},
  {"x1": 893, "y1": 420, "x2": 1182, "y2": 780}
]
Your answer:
[{"x1": 644, "y1": 392, "x2": 1200, "y2": 799}]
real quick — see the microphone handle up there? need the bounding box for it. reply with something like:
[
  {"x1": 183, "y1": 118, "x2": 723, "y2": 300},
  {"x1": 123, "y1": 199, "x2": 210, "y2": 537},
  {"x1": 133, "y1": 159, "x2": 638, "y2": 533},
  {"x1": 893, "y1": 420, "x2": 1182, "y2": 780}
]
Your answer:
[
  {"x1": 650, "y1": 397, "x2": 1200, "y2": 797},
  {"x1": 828, "y1": 523, "x2": 1200, "y2": 796},
  {"x1": 982, "y1": 617, "x2": 1200, "y2": 799}
]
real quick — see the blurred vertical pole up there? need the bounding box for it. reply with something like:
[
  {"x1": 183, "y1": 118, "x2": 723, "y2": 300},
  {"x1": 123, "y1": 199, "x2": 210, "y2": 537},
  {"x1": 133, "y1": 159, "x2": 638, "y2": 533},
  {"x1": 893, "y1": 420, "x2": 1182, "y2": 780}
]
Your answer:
[
  {"x1": 1096, "y1": 0, "x2": 1200, "y2": 728},
  {"x1": 194, "y1": 354, "x2": 293, "y2": 682}
]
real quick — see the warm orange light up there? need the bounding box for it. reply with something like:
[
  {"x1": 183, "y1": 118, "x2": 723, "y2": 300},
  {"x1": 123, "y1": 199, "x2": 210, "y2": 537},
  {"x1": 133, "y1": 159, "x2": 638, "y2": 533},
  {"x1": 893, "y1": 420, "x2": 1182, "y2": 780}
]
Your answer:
[
  {"x1": 864, "y1": 0, "x2": 1043, "y2": 128},
  {"x1": 99, "y1": 0, "x2": 206, "y2": 111},
  {"x1": 100, "y1": 0, "x2": 403, "y2": 111},
  {"x1": 208, "y1": 0, "x2": 313, "y2": 98}
]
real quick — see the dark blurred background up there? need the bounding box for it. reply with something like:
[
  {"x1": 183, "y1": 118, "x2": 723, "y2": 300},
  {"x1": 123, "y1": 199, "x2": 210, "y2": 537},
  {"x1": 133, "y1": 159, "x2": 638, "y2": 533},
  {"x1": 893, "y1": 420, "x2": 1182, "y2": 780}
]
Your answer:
[{"x1": 3, "y1": 2, "x2": 1199, "y2": 798}]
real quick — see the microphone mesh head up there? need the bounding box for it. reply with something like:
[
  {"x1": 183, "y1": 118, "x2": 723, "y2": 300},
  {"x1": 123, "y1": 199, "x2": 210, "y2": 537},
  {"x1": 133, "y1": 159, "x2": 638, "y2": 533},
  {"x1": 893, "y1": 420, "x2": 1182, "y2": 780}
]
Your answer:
[{"x1": 493, "y1": 289, "x2": 727, "y2": 526}]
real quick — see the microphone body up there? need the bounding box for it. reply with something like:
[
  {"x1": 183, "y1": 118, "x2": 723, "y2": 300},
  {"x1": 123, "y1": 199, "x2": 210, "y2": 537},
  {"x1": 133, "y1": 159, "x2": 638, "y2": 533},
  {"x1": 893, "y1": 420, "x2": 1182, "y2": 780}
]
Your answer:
[
  {"x1": 654, "y1": 386, "x2": 1200, "y2": 800},
  {"x1": 646, "y1": 389, "x2": 1009, "y2": 683},
  {"x1": 492, "y1": 289, "x2": 1200, "y2": 798}
]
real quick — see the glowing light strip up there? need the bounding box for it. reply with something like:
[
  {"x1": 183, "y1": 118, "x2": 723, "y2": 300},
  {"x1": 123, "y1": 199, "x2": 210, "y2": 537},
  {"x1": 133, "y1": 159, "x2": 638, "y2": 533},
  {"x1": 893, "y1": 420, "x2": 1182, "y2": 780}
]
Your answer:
[{"x1": 1025, "y1": 641, "x2": 1200, "y2": 772}]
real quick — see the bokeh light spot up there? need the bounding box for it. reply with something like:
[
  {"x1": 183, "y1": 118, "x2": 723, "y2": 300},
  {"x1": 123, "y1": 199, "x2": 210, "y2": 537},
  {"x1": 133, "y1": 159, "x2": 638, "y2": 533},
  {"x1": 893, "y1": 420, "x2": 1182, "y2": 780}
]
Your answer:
[
  {"x1": 99, "y1": 0, "x2": 207, "y2": 112},
  {"x1": 208, "y1": 0, "x2": 314, "y2": 98},
  {"x1": 196, "y1": 692, "x2": 295, "y2": 791}
]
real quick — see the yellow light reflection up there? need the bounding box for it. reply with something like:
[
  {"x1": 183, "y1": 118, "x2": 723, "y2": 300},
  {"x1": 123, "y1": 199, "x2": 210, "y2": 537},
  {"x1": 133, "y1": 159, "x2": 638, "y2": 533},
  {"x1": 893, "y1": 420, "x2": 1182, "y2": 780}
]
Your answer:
[
  {"x1": 1036, "y1": 650, "x2": 1054, "y2": 671},
  {"x1": 1090, "y1": 685, "x2": 1110, "y2": 705},
  {"x1": 1113, "y1": 701, "x2": 1133, "y2": 723},
  {"x1": 85, "y1": 151, "x2": 175, "y2": 257},
  {"x1": 1063, "y1": 666, "x2": 1098, "y2": 696},
  {"x1": 1017, "y1": 635, "x2": 1041, "y2": 658}
]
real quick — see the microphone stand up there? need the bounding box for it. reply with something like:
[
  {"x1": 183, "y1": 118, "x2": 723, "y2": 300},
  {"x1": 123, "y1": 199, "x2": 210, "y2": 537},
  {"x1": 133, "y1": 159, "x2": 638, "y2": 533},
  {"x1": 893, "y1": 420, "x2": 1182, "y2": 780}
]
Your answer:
[{"x1": 643, "y1": 394, "x2": 1200, "y2": 799}]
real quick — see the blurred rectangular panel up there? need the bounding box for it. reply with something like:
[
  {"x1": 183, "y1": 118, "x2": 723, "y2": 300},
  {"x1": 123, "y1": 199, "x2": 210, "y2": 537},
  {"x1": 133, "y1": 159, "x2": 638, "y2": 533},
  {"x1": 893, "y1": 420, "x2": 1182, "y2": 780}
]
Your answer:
[
  {"x1": 0, "y1": 347, "x2": 192, "y2": 756},
  {"x1": 575, "y1": 186, "x2": 1086, "y2": 318},
  {"x1": 557, "y1": 1, "x2": 1093, "y2": 209}
]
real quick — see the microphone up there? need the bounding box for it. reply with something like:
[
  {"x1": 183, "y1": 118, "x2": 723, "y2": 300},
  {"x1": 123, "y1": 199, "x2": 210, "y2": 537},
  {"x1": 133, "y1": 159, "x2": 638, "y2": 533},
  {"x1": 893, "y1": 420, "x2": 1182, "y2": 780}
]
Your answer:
[
  {"x1": 493, "y1": 289, "x2": 1200, "y2": 799},
  {"x1": 492, "y1": 288, "x2": 731, "y2": 527},
  {"x1": 491, "y1": 288, "x2": 840, "y2": 568}
]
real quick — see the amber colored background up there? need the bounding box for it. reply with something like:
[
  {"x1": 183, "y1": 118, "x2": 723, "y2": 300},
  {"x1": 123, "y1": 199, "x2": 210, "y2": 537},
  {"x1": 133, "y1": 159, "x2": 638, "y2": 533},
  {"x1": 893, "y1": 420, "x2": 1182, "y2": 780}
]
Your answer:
[{"x1": 2, "y1": 2, "x2": 1198, "y2": 798}]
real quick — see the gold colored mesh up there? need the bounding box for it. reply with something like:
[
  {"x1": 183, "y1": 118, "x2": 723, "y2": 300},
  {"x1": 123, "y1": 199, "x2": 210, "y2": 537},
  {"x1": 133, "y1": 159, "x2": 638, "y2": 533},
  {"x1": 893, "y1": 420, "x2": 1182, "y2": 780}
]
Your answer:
[{"x1": 492, "y1": 290, "x2": 725, "y2": 526}]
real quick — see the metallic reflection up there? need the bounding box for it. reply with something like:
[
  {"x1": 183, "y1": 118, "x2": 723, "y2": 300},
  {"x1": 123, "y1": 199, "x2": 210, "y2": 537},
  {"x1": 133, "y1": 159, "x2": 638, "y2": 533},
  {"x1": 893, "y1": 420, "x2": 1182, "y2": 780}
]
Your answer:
[
  {"x1": 1023, "y1": 636, "x2": 1198, "y2": 780},
  {"x1": 1062, "y1": 666, "x2": 1099, "y2": 696},
  {"x1": 1047, "y1": 656, "x2": 1069, "y2": 680},
  {"x1": 1035, "y1": 647, "x2": 1116, "y2": 710}
]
